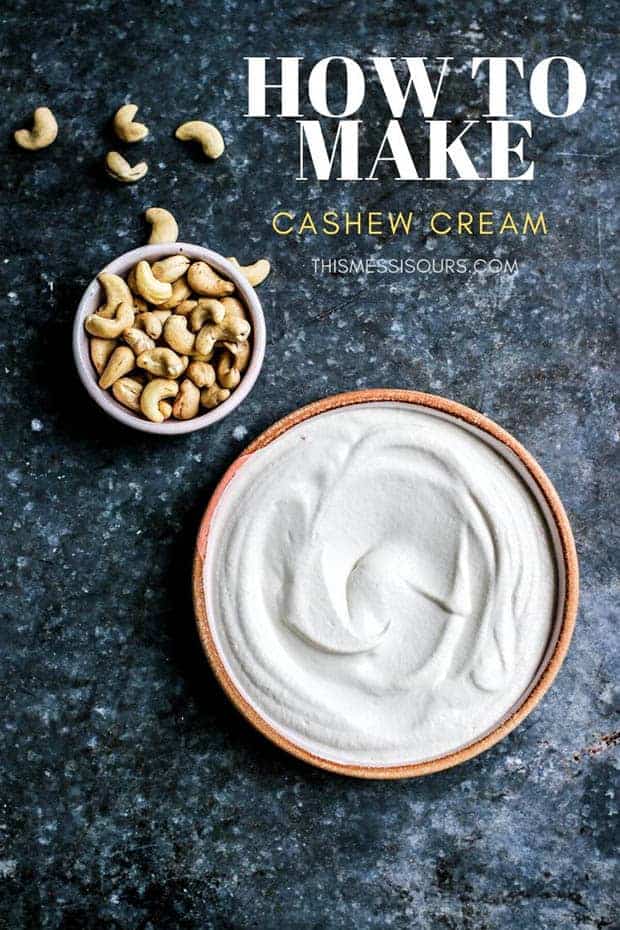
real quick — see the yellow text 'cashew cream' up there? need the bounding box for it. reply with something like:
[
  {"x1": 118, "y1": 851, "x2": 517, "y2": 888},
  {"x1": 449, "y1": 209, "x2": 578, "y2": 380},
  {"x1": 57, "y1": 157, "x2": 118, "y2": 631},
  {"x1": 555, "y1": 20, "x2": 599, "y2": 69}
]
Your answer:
[{"x1": 205, "y1": 404, "x2": 557, "y2": 765}]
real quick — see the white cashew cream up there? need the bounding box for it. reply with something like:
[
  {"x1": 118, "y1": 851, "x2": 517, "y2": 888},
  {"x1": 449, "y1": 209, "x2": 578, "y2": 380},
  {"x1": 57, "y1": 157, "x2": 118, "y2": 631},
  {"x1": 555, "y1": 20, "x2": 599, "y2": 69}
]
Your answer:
[{"x1": 205, "y1": 403, "x2": 558, "y2": 765}]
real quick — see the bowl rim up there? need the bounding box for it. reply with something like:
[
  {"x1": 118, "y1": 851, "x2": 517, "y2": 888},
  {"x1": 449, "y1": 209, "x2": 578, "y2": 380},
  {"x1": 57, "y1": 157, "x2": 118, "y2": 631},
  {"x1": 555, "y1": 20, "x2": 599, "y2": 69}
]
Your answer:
[
  {"x1": 193, "y1": 388, "x2": 579, "y2": 779},
  {"x1": 72, "y1": 242, "x2": 266, "y2": 435}
]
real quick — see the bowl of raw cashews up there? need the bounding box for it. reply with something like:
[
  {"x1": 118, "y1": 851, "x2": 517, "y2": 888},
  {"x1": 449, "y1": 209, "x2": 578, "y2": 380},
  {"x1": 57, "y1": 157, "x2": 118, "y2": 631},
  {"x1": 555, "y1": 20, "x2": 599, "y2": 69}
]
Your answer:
[{"x1": 73, "y1": 216, "x2": 268, "y2": 435}]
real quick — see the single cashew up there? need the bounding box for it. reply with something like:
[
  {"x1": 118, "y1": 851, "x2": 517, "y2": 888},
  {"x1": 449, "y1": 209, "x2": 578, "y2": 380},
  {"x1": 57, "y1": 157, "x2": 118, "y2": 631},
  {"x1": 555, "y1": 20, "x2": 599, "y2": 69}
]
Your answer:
[
  {"x1": 222, "y1": 338, "x2": 251, "y2": 373},
  {"x1": 112, "y1": 377, "x2": 144, "y2": 412},
  {"x1": 85, "y1": 301, "x2": 134, "y2": 339},
  {"x1": 140, "y1": 379, "x2": 179, "y2": 423},
  {"x1": 174, "y1": 299, "x2": 197, "y2": 317},
  {"x1": 89, "y1": 337, "x2": 117, "y2": 375},
  {"x1": 172, "y1": 379, "x2": 200, "y2": 420},
  {"x1": 135, "y1": 311, "x2": 163, "y2": 340},
  {"x1": 98, "y1": 272, "x2": 133, "y2": 317},
  {"x1": 145, "y1": 207, "x2": 178, "y2": 244},
  {"x1": 136, "y1": 347, "x2": 185, "y2": 379},
  {"x1": 189, "y1": 298, "x2": 226, "y2": 333},
  {"x1": 187, "y1": 261, "x2": 234, "y2": 297},
  {"x1": 99, "y1": 346, "x2": 135, "y2": 390},
  {"x1": 187, "y1": 360, "x2": 216, "y2": 388},
  {"x1": 163, "y1": 315, "x2": 195, "y2": 355},
  {"x1": 215, "y1": 350, "x2": 241, "y2": 390},
  {"x1": 134, "y1": 260, "x2": 173, "y2": 305},
  {"x1": 152, "y1": 255, "x2": 190, "y2": 283},
  {"x1": 158, "y1": 277, "x2": 191, "y2": 310},
  {"x1": 105, "y1": 151, "x2": 148, "y2": 183},
  {"x1": 113, "y1": 103, "x2": 149, "y2": 143},
  {"x1": 195, "y1": 298, "x2": 251, "y2": 356},
  {"x1": 200, "y1": 384, "x2": 230, "y2": 409},
  {"x1": 14, "y1": 107, "x2": 58, "y2": 150},
  {"x1": 175, "y1": 120, "x2": 225, "y2": 159},
  {"x1": 123, "y1": 327, "x2": 155, "y2": 355},
  {"x1": 228, "y1": 257, "x2": 271, "y2": 287}
]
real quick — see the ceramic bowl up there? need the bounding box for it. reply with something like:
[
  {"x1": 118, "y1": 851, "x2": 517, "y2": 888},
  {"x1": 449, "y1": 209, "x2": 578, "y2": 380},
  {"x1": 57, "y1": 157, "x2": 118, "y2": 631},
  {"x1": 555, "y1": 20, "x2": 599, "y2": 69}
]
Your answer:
[
  {"x1": 193, "y1": 389, "x2": 579, "y2": 778},
  {"x1": 72, "y1": 243, "x2": 266, "y2": 435}
]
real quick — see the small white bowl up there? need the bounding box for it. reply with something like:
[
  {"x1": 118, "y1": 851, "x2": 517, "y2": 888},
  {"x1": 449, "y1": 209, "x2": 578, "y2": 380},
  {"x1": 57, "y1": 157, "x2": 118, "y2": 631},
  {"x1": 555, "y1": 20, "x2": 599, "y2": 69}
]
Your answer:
[{"x1": 72, "y1": 243, "x2": 266, "y2": 435}]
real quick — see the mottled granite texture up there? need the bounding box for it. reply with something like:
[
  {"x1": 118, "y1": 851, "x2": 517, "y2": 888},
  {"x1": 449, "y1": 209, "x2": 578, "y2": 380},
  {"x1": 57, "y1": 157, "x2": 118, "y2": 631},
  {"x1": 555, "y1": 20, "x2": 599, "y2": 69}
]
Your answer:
[{"x1": 0, "y1": 0, "x2": 618, "y2": 927}]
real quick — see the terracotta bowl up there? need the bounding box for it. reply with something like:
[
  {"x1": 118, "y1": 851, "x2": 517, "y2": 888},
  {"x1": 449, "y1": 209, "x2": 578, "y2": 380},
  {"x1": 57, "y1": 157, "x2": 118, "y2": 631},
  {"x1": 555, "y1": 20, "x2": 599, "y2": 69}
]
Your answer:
[
  {"x1": 72, "y1": 243, "x2": 266, "y2": 435},
  {"x1": 193, "y1": 389, "x2": 579, "y2": 778}
]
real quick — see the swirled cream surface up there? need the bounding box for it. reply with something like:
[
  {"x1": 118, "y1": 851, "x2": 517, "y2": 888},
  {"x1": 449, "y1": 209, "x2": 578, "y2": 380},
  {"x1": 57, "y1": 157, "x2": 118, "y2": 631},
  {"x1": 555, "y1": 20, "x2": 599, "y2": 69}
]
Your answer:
[{"x1": 205, "y1": 404, "x2": 557, "y2": 765}]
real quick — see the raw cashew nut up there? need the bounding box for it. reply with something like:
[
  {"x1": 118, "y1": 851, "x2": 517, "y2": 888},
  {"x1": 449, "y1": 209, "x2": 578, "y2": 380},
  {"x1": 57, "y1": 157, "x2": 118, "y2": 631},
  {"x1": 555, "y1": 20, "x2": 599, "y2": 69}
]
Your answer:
[
  {"x1": 215, "y1": 350, "x2": 241, "y2": 389},
  {"x1": 222, "y1": 339, "x2": 251, "y2": 373},
  {"x1": 105, "y1": 151, "x2": 148, "y2": 183},
  {"x1": 145, "y1": 207, "x2": 178, "y2": 244},
  {"x1": 112, "y1": 377, "x2": 144, "y2": 412},
  {"x1": 187, "y1": 261, "x2": 235, "y2": 297},
  {"x1": 140, "y1": 379, "x2": 179, "y2": 423},
  {"x1": 200, "y1": 384, "x2": 230, "y2": 409},
  {"x1": 163, "y1": 315, "x2": 195, "y2": 355},
  {"x1": 123, "y1": 327, "x2": 155, "y2": 355},
  {"x1": 151, "y1": 309, "x2": 172, "y2": 325},
  {"x1": 134, "y1": 260, "x2": 173, "y2": 305},
  {"x1": 175, "y1": 299, "x2": 197, "y2": 317},
  {"x1": 172, "y1": 379, "x2": 200, "y2": 420},
  {"x1": 85, "y1": 301, "x2": 134, "y2": 339},
  {"x1": 158, "y1": 277, "x2": 191, "y2": 310},
  {"x1": 175, "y1": 120, "x2": 225, "y2": 159},
  {"x1": 228, "y1": 257, "x2": 271, "y2": 287},
  {"x1": 152, "y1": 255, "x2": 190, "y2": 283},
  {"x1": 136, "y1": 347, "x2": 185, "y2": 379},
  {"x1": 99, "y1": 346, "x2": 135, "y2": 390},
  {"x1": 187, "y1": 360, "x2": 215, "y2": 388},
  {"x1": 189, "y1": 298, "x2": 226, "y2": 333},
  {"x1": 90, "y1": 337, "x2": 117, "y2": 375},
  {"x1": 14, "y1": 107, "x2": 58, "y2": 150},
  {"x1": 135, "y1": 311, "x2": 163, "y2": 340},
  {"x1": 98, "y1": 272, "x2": 133, "y2": 317},
  {"x1": 113, "y1": 104, "x2": 149, "y2": 143},
  {"x1": 159, "y1": 400, "x2": 173, "y2": 420},
  {"x1": 195, "y1": 298, "x2": 251, "y2": 356}
]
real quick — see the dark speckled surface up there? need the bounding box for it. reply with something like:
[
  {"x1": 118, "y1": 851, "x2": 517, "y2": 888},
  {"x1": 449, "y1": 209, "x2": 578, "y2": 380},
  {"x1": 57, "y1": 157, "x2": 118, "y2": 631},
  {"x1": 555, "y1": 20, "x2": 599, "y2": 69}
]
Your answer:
[{"x1": 1, "y1": 1, "x2": 618, "y2": 928}]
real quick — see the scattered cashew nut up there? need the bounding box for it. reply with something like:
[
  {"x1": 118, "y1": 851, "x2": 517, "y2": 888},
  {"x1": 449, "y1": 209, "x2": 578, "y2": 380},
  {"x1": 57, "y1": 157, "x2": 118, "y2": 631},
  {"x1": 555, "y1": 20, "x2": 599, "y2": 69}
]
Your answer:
[
  {"x1": 175, "y1": 120, "x2": 225, "y2": 159},
  {"x1": 140, "y1": 379, "x2": 179, "y2": 423},
  {"x1": 105, "y1": 151, "x2": 148, "y2": 183},
  {"x1": 99, "y1": 346, "x2": 135, "y2": 390},
  {"x1": 113, "y1": 104, "x2": 149, "y2": 143},
  {"x1": 228, "y1": 257, "x2": 271, "y2": 287},
  {"x1": 14, "y1": 107, "x2": 58, "y2": 150},
  {"x1": 145, "y1": 208, "x2": 178, "y2": 244}
]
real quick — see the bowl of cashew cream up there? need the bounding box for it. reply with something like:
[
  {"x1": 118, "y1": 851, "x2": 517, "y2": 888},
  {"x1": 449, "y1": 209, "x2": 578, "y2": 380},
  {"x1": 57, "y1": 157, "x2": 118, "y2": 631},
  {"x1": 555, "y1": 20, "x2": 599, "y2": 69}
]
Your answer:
[{"x1": 193, "y1": 390, "x2": 578, "y2": 777}]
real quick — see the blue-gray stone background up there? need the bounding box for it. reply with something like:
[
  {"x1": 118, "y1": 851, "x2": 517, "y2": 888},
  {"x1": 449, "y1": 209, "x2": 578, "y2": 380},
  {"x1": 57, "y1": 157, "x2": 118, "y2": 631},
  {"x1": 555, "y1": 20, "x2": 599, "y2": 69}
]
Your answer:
[{"x1": 1, "y1": 1, "x2": 618, "y2": 928}]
